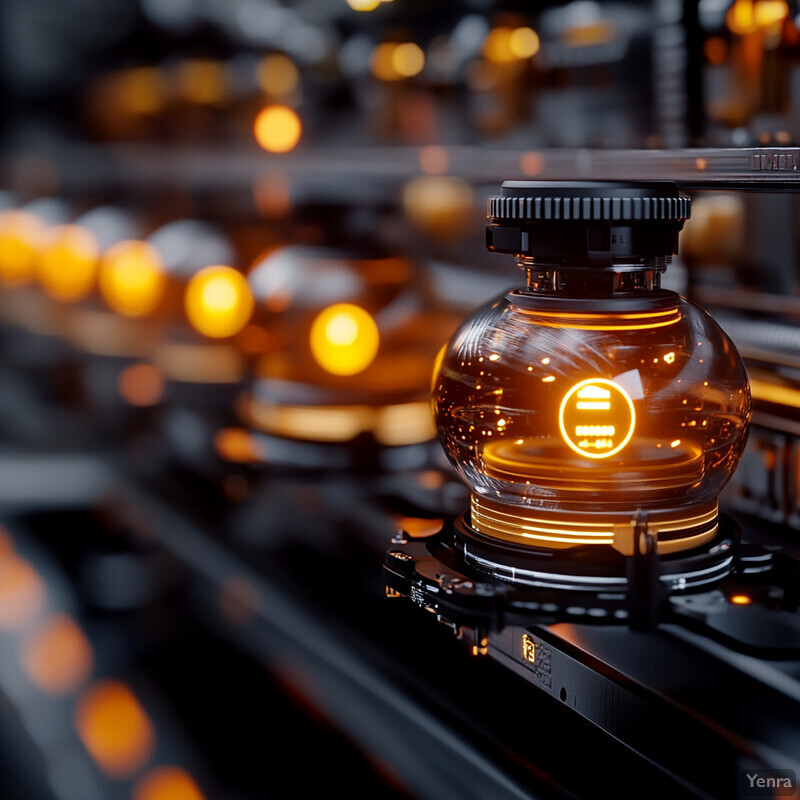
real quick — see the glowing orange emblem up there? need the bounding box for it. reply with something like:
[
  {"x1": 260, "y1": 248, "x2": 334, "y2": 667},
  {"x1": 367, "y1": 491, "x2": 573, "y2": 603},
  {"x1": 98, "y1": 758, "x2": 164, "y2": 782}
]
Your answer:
[
  {"x1": 522, "y1": 634, "x2": 536, "y2": 663},
  {"x1": 559, "y1": 378, "x2": 636, "y2": 459}
]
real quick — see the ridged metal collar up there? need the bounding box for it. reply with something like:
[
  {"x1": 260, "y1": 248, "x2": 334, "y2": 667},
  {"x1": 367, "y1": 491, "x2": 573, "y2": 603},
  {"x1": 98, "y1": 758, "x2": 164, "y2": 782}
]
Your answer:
[{"x1": 488, "y1": 181, "x2": 690, "y2": 224}]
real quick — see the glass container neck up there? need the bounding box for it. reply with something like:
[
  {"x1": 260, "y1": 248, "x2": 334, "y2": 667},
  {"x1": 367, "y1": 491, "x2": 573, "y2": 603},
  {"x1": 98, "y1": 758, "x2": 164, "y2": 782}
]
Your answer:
[{"x1": 517, "y1": 256, "x2": 668, "y2": 297}]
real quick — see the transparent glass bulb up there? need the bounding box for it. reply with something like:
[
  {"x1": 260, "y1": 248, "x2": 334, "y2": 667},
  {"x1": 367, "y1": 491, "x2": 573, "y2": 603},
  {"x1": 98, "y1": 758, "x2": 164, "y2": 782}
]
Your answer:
[{"x1": 433, "y1": 288, "x2": 751, "y2": 554}]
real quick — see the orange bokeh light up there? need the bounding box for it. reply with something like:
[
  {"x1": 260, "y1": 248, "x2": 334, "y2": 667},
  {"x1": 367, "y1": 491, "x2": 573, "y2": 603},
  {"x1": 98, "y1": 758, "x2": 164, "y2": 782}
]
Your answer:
[
  {"x1": 0, "y1": 210, "x2": 47, "y2": 287},
  {"x1": 99, "y1": 240, "x2": 166, "y2": 317},
  {"x1": 419, "y1": 145, "x2": 449, "y2": 175},
  {"x1": 22, "y1": 614, "x2": 94, "y2": 694},
  {"x1": 75, "y1": 681, "x2": 155, "y2": 777},
  {"x1": 184, "y1": 265, "x2": 254, "y2": 339},
  {"x1": 37, "y1": 224, "x2": 100, "y2": 301},
  {"x1": 214, "y1": 428, "x2": 263, "y2": 463},
  {"x1": 309, "y1": 303, "x2": 380, "y2": 376},
  {"x1": 253, "y1": 106, "x2": 302, "y2": 153},
  {"x1": 117, "y1": 363, "x2": 165, "y2": 407},
  {"x1": 133, "y1": 767, "x2": 206, "y2": 800}
]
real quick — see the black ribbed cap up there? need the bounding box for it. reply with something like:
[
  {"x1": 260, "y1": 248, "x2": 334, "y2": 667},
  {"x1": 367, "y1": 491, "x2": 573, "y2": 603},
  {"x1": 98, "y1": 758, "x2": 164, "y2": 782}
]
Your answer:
[{"x1": 486, "y1": 181, "x2": 690, "y2": 267}]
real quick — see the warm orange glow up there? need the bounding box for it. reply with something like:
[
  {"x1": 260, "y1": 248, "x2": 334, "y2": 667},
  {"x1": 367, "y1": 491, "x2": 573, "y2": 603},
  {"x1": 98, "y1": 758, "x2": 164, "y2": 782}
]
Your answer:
[
  {"x1": 22, "y1": 614, "x2": 93, "y2": 694},
  {"x1": 402, "y1": 175, "x2": 474, "y2": 240},
  {"x1": 562, "y1": 21, "x2": 616, "y2": 47},
  {"x1": 483, "y1": 27, "x2": 517, "y2": 63},
  {"x1": 417, "y1": 470, "x2": 445, "y2": 490},
  {"x1": 236, "y1": 323, "x2": 271, "y2": 356},
  {"x1": 522, "y1": 634, "x2": 537, "y2": 663},
  {"x1": 257, "y1": 54, "x2": 299, "y2": 97},
  {"x1": 117, "y1": 363, "x2": 165, "y2": 407},
  {"x1": 371, "y1": 42, "x2": 424, "y2": 80},
  {"x1": 174, "y1": 59, "x2": 227, "y2": 105},
  {"x1": 559, "y1": 379, "x2": 636, "y2": 459},
  {"x1": 247, "y1": 398, "x2": 433, "y2": 445},
  {"x1": 99, "y1": 240, "x2": 166, "y2": 317},
  {"x1": 750, "y1": 378, "x2": 800, "y2": 409},
  {"x1": 119, "y1": 67, "x2": 167, "y2": 115},
  {"x1": 704, "y1": 36, "x2": 728, "y2": 65},
  {"x1": 253, "y1": 105, "x2": 302, "y2": 153},
  {"x1": 153, "y1": 342, "x2": 244, "y2": 384},
  {"x1": 535, "y1": 308, "x2": 678, "y2": 321},
  {"x1": 399, "y1": 517, "x2": 444, "y2": 537},
  {"x1": 0, "y1": 210, "x2": 47, "y2": 286},
  {"x1": 509, "y1": 27, "x2": 540, "y2": 59},
  {"x1": 37, "y1": 225, "x2": 100, "y2": 301},
  {"x1": 75, "y1": 681, "x2": 155, "y2": 777},
  {"x1": 730, "y1": 594, "x2": 752, "y2": 605},
  {"x1": 484, "y1": 25, "x2": 540, "y2": 62},
  {"x1": 347, "y1": 0, "x2": 380, "y2": 9},
  {"x1": 214, "y1": 428, "x2": 262, "y2": 463},
  {"x1": 471, "y1": 494, "x2": 718, "y2": 553},
  {"x1": 419, "y1": 145, "x2": 449, "y2": 175},
  {"x1": 392, "y1": 42, "x2": 425, "y2": 77},
  {"x1": 309, "y1": 303, "x2": 379, "y2": 376},
  {"x1": 0, "y1": 557, "x2": 46, "y2": 630},
  {"x1": 520, "y1": 151, "x2": 544, "y2": 176},
  {"x1": 184, "y1": 266, "x2": 254, "y2": 339},
  {"x1": 133, "y1": 767, "x2": 206, "y2": 800},
  {"x1": 754, "y1": 0, "x2": 789, "y2": 27},
  {"x1": 471, "y1": 636, "x2": 488, "y2": 656},
  {"x1": 374, "y1": 401, "x2": 437, "y2": 446},
  {"x1": 726, "y1": 0, "x2": 788, "y2": 32},
  {"x1": 523, "y1": 306, "x2": 683, "y2": 331},
  {"x1": 431, "y1": 343, "x2": 447, "y2": 392}
]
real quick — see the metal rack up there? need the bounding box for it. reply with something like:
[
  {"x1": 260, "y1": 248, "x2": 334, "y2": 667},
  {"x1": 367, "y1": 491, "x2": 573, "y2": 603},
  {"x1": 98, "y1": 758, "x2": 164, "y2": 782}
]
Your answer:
[{"x1": 6, "y1": 144, "x2": 800, "y2": 198}]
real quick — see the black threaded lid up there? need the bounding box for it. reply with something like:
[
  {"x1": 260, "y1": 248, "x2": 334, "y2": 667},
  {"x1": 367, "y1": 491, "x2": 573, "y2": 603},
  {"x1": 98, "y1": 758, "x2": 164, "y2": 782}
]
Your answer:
[{"x1": 486, "y1": 181, "x2": 690, "y2": 267}]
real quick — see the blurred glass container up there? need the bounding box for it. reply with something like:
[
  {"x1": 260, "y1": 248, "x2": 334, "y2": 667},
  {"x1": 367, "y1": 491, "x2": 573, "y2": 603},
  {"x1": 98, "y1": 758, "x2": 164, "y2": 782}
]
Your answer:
[{"x1": 239, "y1": 191, "x2": 458, "y2": 471}]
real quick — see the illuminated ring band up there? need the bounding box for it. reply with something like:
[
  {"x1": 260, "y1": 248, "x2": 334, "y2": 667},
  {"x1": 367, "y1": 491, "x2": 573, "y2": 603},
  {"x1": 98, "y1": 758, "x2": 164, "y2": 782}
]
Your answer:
[{"x1": 453, "y1": 513, "x2": 737, "y2": 592}]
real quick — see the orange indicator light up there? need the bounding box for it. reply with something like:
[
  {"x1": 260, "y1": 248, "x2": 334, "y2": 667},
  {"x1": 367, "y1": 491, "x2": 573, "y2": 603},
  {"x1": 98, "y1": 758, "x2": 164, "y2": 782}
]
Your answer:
[{"x1": 730, "y1": 594, "x2": 752, "y2": 605}]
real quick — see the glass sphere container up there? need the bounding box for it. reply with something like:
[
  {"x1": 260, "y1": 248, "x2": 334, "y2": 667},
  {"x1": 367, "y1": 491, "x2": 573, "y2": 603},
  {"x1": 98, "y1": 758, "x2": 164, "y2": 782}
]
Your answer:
[{"x1": 433, "y1": 182, "x2": 751, "y2": 562}]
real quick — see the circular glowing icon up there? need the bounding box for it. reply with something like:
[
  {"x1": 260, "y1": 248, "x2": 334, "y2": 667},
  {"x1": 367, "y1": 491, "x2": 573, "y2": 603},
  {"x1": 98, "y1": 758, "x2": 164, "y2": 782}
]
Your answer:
[{"x1": 558, "y1": 378, "x2": 636, "y2": 459}]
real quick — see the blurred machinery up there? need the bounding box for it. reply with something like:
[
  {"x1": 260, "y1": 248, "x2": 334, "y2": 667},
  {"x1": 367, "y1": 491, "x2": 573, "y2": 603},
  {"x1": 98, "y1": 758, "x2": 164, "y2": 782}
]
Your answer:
[{"x1": 2, "y1": 2, "x2": 800, "y2": 800}]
